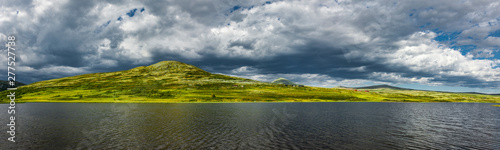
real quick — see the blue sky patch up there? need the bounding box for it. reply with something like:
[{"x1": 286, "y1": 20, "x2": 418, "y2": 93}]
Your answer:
[
  {"x1": 494, "y1": 52, "x2": 500, "y2": 60},
  {"x1": 488, "y1": 29, "x2": 500, "y2": 37},
  {"x1": 127, "y1": 8, "x2": 138, "y2": 17},
  {"x1": 451, "y1": 45, "x2": 477, "y2": 55},
  {"x1": 434, "y1": 31, "x2": 461, "y2": 42},
  {"x1": 230, "y1": 5, "x2": 241, "y2": 13},
  {"x1": 117, "y1": 16, "x2": 122, "y2": 21},
  {"x1": 140, "y1": 7, "x2": 145, "y2": 12}
]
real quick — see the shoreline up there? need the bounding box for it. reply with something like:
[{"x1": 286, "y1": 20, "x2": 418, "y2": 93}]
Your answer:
[{"x1": 2, "y1": 101, "x2": 500, "y2": 104}]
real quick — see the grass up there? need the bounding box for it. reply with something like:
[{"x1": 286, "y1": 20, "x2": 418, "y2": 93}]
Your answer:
[{"x1": 1, "y1": 61, "x2": 499, "y2": 103}]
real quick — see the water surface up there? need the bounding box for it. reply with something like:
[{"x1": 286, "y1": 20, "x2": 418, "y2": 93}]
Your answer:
[{"x1": 1, "y1": 102, "x2": 499, "y2": 149}]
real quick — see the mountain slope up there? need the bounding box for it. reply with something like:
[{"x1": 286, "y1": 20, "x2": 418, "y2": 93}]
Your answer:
[
  {"x1": 356, "y1": 85, "x2": 499, "y2": 95},
  {"x1": 26, "y1": 61, "x2": 254, "y2": 88},
  {"x1": 354, "y1": 85, "x2": 413, "y2": 90},
  {"x1": 4, "y1": 61, "x2": 263, "y2": 102},
  {"x1": 0, "y1": 80, "x2": 26, "y2": 91},
  {"x1": 1, "y1": 61, "x2": 499, "y2": 103},
  {"x1": 272, "y1": 78, "x2": 297, "y2": 85}
]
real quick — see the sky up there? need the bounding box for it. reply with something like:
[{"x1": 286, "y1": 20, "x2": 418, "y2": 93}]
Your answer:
[{"x1": 1, "y1": 0, "x2": 499, "y2": 94}]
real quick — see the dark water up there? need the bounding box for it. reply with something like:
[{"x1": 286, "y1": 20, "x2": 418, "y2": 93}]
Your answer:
[{"x1": 1, "y1": 102, "x2": 499, "y2": 149}]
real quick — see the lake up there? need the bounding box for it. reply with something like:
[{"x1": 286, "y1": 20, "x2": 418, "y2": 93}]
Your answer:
[{"x1": 1, "y1": 102, "x2": 499, "y2": 149}]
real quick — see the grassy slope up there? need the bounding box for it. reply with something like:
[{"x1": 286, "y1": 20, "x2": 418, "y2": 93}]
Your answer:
[
  {"x1": 272, "y1": 78, "x2": 297, "y2": 85},
  {"x1": 0, "y1": 80, "x2": 26, "y2": 91},
  {"x1": 1, "y1": 61, "x2": 499, "y2": 103}
]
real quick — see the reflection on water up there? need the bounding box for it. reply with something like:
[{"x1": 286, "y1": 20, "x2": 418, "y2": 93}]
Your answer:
[{"x1": 1, "y1": 102, "x2": 499, "y2": 149}]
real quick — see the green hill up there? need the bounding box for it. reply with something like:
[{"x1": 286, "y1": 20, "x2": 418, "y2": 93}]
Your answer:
[
  {"x1": 272, "y1": 78, "x2": 297, "y2": 85},
  {"x1": 0, "y1": 80, "x2": 26, "y2": 91},
  {"x1": 1, "y1": 60, "x2": 499, "y2": 103},
  {"x1": 354, "y1": 85, "x2": 413, "y2": 90}
]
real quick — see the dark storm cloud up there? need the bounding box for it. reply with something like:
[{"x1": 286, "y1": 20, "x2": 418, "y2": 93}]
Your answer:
[
  {"x1": 0, "y1": 0, "x2": 499, "y2": 91},
  {"x1": 228, "y1": 39, "x2": 256, "y2": 50}
]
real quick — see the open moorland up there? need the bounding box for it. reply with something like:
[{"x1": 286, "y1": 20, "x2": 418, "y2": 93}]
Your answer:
[{"x1": 1, "y1": 61, "x2": 499, "y2": 103}]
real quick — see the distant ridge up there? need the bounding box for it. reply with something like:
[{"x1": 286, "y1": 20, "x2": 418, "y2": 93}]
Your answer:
[
  {"x1": 0, "y1": 80, "x2": 26, "y2": 91},
  {"x1": 272, "y1": 78, "x2": 297, "y2": 85},
  {"x1": 451, "y1": 92, "x2": 500, "y2": 95},
  {"x1": 334, "y1": 86, "x2": 349, "y2": 88},
  {"x1": 144, "y1": 61, "x2": 209, "y2": 74},
  {"x1": 354, "y1": 84, "x2": 500, "y2": 95},
  {"x1": 353, "y1": 85, "x2": 414, "y2": 90}
]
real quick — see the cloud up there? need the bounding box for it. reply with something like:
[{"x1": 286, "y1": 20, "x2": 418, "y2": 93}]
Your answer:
[
  {"x1": 467, "y1": 49, "x2": 496, "y2": 58},
  {"x1": 380, "y1": 31, "x2": 500, "y2": 86},
  {"x1": 369, "y1": 72, "x2": 439, "y2": 86},
  {"x1": 230, "y1": 66, "x2": 260, "y2": 74}
]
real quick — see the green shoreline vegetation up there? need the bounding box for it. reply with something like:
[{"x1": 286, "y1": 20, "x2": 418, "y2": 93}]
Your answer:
[{"x1": 1, "y1": 61, "x2": 499, "y2": 104}]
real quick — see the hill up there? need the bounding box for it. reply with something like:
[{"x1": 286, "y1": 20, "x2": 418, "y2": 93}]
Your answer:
[
  {"x1": 356, "y1": 85, "x2": 499, "y2": 95},
  {"x1": 0, "y1": 80, "x2": 26, "y2": 91},
  {"x1": 1, "y1": 60, "x2": 499, "y2": 103},
  {"x1": 272, "y1": 78, "x2": 297, "y2": 85},
  {"x1": 354, "y1": 85, "x2": 413, "y2": 90},
  {"x1": 458, "y1": 92, "x2": 500, "y2": 95}
]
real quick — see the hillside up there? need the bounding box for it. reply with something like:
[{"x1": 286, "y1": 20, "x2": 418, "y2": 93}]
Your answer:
[
  {"x1": 356, "y1": 85, "x2": 500, "y2": 95},
  {"x1": 272, "y1": 78, "x2": 297, "y2": 85},
  {"x1": 0, "y1": 80, "x2": 26, "y2": 91},
  {"x1": 354, "y1": 85, "x2": 413, "y2": 90},
  {"x1": 1, "y1": 61, "x2": 500, "y2": 103}
]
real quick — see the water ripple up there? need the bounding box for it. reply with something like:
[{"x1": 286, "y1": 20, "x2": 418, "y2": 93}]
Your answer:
[{"x1": 0, "y1": 103, "x2": 499, "y2": 149}]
